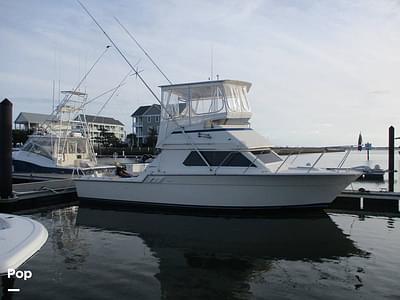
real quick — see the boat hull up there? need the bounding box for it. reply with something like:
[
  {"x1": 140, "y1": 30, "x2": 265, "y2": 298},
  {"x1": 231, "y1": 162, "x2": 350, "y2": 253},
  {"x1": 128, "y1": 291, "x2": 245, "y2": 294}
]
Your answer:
[
  {"x1": 0, "y1": 214, "x2": 48, "y2": 274},
  {"x1": 75, "y1": 173, "x2": 359, "y2": 210}
]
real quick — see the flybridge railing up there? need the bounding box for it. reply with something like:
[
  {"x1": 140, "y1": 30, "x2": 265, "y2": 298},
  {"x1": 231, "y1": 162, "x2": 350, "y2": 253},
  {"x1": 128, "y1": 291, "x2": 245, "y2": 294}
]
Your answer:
[{"x1": 273, "y1": 146, "x2": 354, "y2": 174}]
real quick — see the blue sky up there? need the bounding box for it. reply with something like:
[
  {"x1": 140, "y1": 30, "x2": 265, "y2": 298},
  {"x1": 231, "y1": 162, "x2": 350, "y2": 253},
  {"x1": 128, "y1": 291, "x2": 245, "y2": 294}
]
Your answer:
[{"x1": 1, "y1": 0, "x2": 400, "y2": 146}]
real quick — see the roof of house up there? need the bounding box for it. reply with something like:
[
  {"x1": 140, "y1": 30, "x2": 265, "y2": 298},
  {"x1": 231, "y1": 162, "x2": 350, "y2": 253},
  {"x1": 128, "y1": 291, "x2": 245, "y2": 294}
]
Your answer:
[
  {"x1": 75, "y1": 114, "x2": 124, "y2": 126},
  {"x1": 131, "y1": 104, "x2": 161, "y2": 117},
  {"x1": 14, "y1": 112, "x2": 58, "y2": 124}
]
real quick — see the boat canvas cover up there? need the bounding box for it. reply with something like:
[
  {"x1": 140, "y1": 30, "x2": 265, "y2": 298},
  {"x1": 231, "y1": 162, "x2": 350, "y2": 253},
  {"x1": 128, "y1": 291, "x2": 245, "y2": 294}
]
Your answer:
[{"x1": 157, "y1": 80, "x2": 252, "y2": 146}]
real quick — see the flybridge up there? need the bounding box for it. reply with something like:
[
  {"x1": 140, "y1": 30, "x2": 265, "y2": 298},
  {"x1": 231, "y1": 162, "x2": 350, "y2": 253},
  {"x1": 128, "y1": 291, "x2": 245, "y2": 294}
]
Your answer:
[
  {"x1": 157, "y1": 79, "x2": 254, "y2": 146},
  {"x1": 160, "y1": 79, "x2": 252, "y2": 120}
]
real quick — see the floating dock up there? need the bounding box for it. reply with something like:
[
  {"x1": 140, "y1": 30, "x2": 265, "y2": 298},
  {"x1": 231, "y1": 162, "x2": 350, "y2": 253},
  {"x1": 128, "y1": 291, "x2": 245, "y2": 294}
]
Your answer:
[{"x1": 0, "y1": 179, "x2": 77, "y2": 211}]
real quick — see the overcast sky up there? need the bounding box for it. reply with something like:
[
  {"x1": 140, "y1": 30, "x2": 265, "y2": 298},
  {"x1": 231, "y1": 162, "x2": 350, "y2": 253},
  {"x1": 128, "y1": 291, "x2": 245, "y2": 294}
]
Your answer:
[{"x1": 1, "y1": 0, "x2": 400, "y2": 146}]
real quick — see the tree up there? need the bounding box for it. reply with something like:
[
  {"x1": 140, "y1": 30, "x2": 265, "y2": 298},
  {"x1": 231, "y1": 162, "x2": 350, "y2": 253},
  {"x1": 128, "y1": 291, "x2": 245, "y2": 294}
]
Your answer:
[
  {"x1": 126, "y1": 133, "x2": 137, "y2": 148},
  {"x1": 95, "y1": 127, "x2": 120, "y2": 147},
  {"x1": 146, "y1": 127, "x2": 158, "y2": 147},
  {"x1": 12, "y1": 129, "x2": 33, "y2": 146}
]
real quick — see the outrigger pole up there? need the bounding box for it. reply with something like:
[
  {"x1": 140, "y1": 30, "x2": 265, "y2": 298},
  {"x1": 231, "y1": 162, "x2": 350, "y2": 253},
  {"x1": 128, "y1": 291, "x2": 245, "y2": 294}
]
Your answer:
[
  {"x1": 114, "y1": 17, "x2": 173, "y2": 85},
  {"x1": 77, "y1": 0, "x2": 161, "y2": 103},
  {"x1": 77, "y1": 0, "x2": 212, "y2": 169}
]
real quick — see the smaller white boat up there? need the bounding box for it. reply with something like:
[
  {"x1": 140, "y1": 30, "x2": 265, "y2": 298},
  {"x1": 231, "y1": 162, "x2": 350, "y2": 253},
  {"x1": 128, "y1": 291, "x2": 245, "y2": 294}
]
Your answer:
[{"x1": 0, "y1": 214, "x2": 48, "y2": 274}]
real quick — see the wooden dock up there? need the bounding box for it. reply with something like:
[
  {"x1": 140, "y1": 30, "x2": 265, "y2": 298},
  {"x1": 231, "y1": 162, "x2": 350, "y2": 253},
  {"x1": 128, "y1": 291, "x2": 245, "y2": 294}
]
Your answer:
[
  {"x1": 333, "y1": 189, "x2": 400, "y2": 212},
  {"x1": 0, "y1": 179, "x2": 77, "y2": 211}
]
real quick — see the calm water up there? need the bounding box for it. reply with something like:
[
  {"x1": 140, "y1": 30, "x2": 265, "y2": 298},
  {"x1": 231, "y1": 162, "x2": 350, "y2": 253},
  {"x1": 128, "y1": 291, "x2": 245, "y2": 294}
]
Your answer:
[
  {"x1": 2, "y1": 206, "x2": 399, "y2": 299},
  {"x1": 2, "y1": 149, "x2": 399, "y2": 299}
]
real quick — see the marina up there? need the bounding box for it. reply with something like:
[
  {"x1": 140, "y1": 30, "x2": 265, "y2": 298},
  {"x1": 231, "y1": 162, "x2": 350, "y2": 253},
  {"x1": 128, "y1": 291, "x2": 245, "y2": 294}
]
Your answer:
[{"x1": 2, "y1": 1, "x2": 400, "y2": 299}]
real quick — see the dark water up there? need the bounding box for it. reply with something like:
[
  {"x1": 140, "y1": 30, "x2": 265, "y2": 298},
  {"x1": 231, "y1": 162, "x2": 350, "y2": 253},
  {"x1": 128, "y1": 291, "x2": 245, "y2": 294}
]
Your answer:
[{"x1": 2, "y1": 206, "x2": 399, "y2": 299}]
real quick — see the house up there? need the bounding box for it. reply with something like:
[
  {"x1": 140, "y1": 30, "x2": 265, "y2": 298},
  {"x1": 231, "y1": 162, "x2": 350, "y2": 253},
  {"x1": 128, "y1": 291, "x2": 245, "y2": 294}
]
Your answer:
[
  {"x1": 131, "y1": 104, "x2": 161, "y2": 146},
  {"x1": 14, "y1": 112, "x2": 58, "y2": 131},
  {"x1": 74, "y1": 114, "x2": 125, "y2": 144}
]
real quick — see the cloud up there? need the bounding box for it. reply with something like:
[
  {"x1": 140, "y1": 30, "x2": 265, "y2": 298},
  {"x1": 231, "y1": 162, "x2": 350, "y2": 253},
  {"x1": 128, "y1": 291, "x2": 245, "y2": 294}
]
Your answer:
[{"x1": 1, "y1": 0, "x2": 400, "y2": 146}]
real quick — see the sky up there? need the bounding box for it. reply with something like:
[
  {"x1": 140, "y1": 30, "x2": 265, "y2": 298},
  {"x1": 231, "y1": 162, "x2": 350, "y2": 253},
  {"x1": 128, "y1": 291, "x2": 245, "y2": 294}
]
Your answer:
[{"x1": 1, "y1": 0, "x2": 400, "y2": 146}]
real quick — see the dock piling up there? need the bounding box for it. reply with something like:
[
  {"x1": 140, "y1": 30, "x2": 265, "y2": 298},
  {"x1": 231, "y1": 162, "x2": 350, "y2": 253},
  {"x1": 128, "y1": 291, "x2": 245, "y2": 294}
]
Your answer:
[
  {"x1": 388, "y1": 126, "x2": 395, "y2": 192},
  {"x1": 0, "y1": 99, "x2": 13, "y2": 199}
]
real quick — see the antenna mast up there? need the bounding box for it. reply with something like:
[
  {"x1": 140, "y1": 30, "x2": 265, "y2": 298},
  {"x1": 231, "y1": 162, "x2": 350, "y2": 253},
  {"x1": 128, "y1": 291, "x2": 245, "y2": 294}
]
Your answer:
[{"x1": 211, "y1": 46, "x2": 213, "y2": 80}]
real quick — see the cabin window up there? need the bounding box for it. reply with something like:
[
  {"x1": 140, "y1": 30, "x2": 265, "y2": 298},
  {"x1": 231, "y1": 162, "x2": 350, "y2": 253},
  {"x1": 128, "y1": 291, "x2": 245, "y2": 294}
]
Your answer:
[
  {"x1": 30, "y1": 144, "x2": 52, "y2": 159},
  {"x1": 251, "y1": 150, "x2": 282, "y2": 164},
  {"x1": 147, "y1": 116, "x2": 152, "y2": 123},
  {"x1": 183, "y1": 151, "x2": 255, "y2": 167},
  {"x1": 22, "y1": 142, "x2": 33, "y2": 152},
  {"x1": 183, "y1": 151, "x2": 207, "y2": 166},
  {"x1": 223, "y1": 152, "x2": 255, "y2": 167},
  {"x1": 68, "y1": 142, "x2": 77, "y2": 154}
]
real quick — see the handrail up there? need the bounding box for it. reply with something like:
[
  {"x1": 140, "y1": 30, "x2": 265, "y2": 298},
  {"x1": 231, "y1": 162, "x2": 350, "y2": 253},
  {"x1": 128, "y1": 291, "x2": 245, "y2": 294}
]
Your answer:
[
  {"x1": 243, "y1": 155, "x2": 259, "y2": 174},
  {"x1": 337, "y1": 147, "x2": 352, "y2": 168},
  {"x1": 72, "y1": 167, "x2": 84, "y2": 178},
  {"x1": 214, "y1": 151, "x2": 234, "y2": 174},
  {"x1": 275, "y1": 152, "x2": 293, "y2": 174},
  {"x1": 307, "y1": 149, "x2": 326, "y2": 173}
]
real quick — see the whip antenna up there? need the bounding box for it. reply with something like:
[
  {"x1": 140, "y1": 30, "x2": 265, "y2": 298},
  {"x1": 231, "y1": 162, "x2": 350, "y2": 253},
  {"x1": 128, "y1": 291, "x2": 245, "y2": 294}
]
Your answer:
[{"x1": 114, "y1": 17, "x2": 173, "y2": 85}]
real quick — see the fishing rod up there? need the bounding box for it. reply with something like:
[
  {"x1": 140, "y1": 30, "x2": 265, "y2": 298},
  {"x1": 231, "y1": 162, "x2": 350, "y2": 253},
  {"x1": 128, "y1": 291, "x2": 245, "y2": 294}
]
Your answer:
[
  {"x1": 77, "y1": 0, "x2": 161, "y2": 104},
  {"x1": 85, "y1": 82, "x2": 128, "y2": 106},
  {"x1": 85, "y1": 59, "x2": 142, "y2": 106},
  {"x1": 77, "y1": 0, "x2": 212, "y2": 169},
  {"x1": 114, "y1": 16, "x2": 173, "y2": 85},
  {"x1": 94, "y1": 70, "x2": 133, "y2": 118}
]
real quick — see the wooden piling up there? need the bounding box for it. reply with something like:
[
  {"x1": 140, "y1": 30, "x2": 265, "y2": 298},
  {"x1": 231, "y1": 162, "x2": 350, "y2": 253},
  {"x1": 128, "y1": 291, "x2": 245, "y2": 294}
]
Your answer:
[
  {"x1": 388, "y1": 126, "x2": 395, "y2": 192},
  {"x1": 0, "y1": 99, "x2": 13, "y2": 199}
]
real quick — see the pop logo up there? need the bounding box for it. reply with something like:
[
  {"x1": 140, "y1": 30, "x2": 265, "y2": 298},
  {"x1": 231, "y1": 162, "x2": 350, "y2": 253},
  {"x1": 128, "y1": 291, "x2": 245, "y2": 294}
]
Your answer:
[{"x1": 8, "y1": 269, "x2": 32, "y2": 280}]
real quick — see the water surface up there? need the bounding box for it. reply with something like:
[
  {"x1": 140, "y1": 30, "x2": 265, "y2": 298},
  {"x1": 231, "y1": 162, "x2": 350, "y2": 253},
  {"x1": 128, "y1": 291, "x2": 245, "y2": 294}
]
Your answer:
[{"x1": 2, "y1": 206, "x2": 399, "y2": 299}]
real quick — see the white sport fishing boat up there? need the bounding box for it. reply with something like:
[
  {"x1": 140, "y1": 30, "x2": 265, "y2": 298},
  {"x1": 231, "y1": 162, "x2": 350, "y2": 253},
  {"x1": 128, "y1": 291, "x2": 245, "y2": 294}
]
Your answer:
[
  {"x1": 75, "y1": 79, "x2": 360, "y2": 209},
  {"x1": 12, "y1": 91, "x2": 113, "y2": 177}
]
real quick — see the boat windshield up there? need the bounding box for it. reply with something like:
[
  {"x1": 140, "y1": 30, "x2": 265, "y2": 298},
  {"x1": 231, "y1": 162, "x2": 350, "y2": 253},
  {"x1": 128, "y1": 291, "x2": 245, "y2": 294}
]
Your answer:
[
  {"x1": 22, "y1": 137, "x2": 56, "y2": 160},
  {"x1": 161, "y1": 80, "x2": 251, "y2": 121},
  {"x1": 23, "y1": 136, "x2": 88, "y2": 159}
]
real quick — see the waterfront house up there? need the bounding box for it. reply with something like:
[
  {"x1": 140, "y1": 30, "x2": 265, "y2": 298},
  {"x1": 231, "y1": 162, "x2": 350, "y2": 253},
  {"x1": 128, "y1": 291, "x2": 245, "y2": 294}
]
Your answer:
[
  {"x1": 74, "y1": 114, "x2": 125, "y2": 144},
  {"x1": 131, "y1": 104, "x2": 161, "y2": 146},
  {"x1": 14, "y1": 112, "x2": 59, "y2": 131}
]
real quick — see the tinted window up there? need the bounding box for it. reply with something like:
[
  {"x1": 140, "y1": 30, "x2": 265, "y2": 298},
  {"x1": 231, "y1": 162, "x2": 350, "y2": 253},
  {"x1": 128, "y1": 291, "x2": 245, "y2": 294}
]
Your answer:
[
  {"x1": 183, "y1": 151, "x2": 207, "y2": 166},
  {"x1": 251, "y1": 150, "x2": 282, "y2": 163},
  {"x1": 202, "y1": 151, "x2": 230, "y2": 166},
  {"x1": 183, "y1": 151, "x2": 255, "y2": 167},
  {"x1": 223, "y1": 152, "x2": 255, "y2": 167}
]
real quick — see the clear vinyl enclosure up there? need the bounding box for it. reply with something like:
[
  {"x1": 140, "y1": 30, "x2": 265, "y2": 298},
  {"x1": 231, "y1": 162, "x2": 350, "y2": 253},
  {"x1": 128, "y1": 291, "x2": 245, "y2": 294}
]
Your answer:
[{"x1": 160, "y1": 80, "x2": 251, "y2": 121}]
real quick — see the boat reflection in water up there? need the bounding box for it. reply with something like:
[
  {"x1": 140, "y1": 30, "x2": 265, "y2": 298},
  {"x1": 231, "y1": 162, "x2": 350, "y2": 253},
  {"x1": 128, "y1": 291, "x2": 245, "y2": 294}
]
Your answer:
[{"x1": 77, "y1": 207, "x2": 365, "y2": 299}]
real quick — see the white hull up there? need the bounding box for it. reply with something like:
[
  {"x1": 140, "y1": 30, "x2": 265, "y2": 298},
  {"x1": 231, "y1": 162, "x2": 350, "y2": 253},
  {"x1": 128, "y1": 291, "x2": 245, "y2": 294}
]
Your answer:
[
  {"x1": 75, "y1": 173, "x2": 358, "y2": 209},
  {"x1": 0, "y1": 214, "x2": 48, "y2": 274}
]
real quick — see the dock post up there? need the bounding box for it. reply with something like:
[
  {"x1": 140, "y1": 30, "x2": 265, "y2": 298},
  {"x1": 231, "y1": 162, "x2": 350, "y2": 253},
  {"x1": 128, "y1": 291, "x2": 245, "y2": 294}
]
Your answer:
[
  {"x1": 0, "y1": 99, "x2": 13, "y2": 199},
  {"x1": 388, "y1": 126, "x2": 395, "y2": 192}
]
